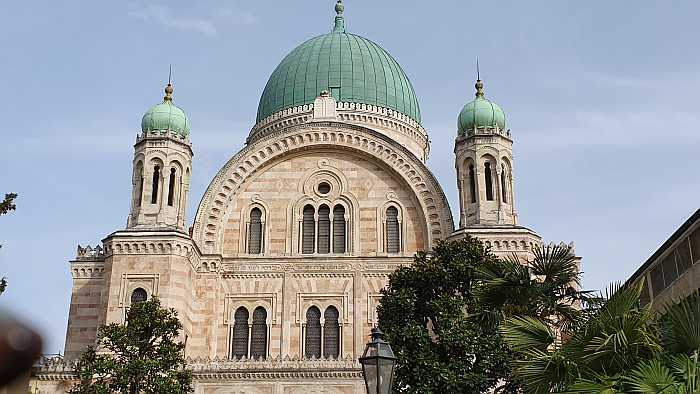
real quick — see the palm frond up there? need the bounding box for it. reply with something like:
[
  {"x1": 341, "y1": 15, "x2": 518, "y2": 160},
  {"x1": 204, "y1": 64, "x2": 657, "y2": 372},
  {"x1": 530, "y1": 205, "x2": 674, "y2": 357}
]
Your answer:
[
  {"x1": 512, "y1": 349, "x2": 574, "y2": 394},
  {"x1": 624, "y1": 359, "x2": 680, "y2": 393},
  {"x1": 500, "y1": 316, "x2": 555, "y2": 352},
  {"x1": 531, "y1": 244, "x2": 580, "y2": 286},
  {"x1": 660, "y1": 290, "x2": 700, "y2": 355},
  {"x1": 665, "y1": 353, "x2": 700, "y2": 392}
]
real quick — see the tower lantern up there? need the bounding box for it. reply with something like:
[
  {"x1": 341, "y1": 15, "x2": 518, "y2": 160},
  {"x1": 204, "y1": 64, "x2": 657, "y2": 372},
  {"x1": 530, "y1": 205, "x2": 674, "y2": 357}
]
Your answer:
[{"x1": 128, "y1": 81, "x2": 193, "y2": 230}]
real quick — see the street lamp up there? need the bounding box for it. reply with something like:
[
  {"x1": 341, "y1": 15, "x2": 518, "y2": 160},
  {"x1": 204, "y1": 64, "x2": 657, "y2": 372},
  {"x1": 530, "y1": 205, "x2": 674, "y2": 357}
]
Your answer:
[{"x1": 359, "y1": 327, "x2": 396, "y2": 394}]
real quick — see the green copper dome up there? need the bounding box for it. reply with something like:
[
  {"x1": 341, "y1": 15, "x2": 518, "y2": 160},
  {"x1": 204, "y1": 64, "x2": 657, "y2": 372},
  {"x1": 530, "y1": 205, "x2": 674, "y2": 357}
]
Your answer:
[
  {"x1": 458, "y1": 80, "x2": 506, "y2": 135},
  {"x1": 256, "y1": 1, "x2": 421, "y2": 124},
  {"x1": 141, "y1": 84, "x2": 190, "y2": 137}
]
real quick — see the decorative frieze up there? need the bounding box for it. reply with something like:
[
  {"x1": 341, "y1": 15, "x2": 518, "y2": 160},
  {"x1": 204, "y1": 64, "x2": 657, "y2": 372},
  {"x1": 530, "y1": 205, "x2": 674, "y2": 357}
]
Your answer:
[
  {"x1": 32, "y1": 356, "x2": 362, "y2": 382},
  {"x1": 71, "y1": 263, "x2": 105, "y2": 279}
]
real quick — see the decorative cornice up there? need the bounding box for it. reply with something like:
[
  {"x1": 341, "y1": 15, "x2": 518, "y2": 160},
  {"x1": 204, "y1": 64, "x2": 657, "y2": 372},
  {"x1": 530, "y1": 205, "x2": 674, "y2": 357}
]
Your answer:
[
  {"x1": 32, "y1": 356, "x2": 363, "y2": 382},
  {"x1": 249, "y1": 102, "x2": 428, "y2": 150},
  {"x1": 70, "y1": 262, "x2": 105, "y2": 279},
  {"x1": 136, "y1": 130, "x2": 192, "y2": 145},
  {"x1": 220, "y1": 260, "x2": 408, "y2": 274},
  {"x1": 456, "y1": 125, "x2": 512, "y2": 142}
]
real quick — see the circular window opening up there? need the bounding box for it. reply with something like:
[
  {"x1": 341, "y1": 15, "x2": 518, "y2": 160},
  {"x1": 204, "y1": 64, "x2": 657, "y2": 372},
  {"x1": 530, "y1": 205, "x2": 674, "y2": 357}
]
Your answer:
[{"x1": 318, "y1": 182, "x2": 331, "y2": 195}]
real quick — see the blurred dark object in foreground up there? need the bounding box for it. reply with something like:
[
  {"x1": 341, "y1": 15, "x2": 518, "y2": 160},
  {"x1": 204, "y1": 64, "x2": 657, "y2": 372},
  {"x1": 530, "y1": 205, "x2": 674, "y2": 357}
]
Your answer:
[{"x1": 0, "y1": 310, "x2": 42, "y2": 391}]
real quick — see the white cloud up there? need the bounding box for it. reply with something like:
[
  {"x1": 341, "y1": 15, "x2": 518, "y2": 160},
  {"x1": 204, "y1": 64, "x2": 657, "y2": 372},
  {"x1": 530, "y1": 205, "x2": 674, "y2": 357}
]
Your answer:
[{"x1": 128, "y1": 3, "x2": 256, "y2": 37}]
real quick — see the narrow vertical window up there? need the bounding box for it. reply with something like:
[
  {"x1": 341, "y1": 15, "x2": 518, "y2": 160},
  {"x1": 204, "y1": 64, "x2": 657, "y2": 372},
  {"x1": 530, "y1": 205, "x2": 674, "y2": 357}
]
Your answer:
[
  {"x1": 501, "y1": 164, "x2": 508, "y2": 203},
  {"x1": 248, "y1": 208, "x2": 263, "y2": 254},
  {"x1": 135, "y1": 163, "x2": 144, "y2": 208},
  {"x1": 302, "y1": 205, "x2": 315, "y2": 254},
  {"x1": 323, "y1": 306, "x2": 340, "y2": 359},
  {"x1": 318, "y1": 205, "x2": 331, "y2": 254},
  {"x1": 386, "y1": 207, "x2": 400, "y2": 254},
  {"x1": 167, "y1": 168, "x2": 176, "y2": 206},
  {"x1": 468, "y1": 164, "x2": 476, "y2": 203},
  {"x1": 305, "y1": 307, "x2": 321, "y2": 359},
  {"x1": 232, "y1": 307, "x2": 249, "y2": 360},
  {"x1": 138, "y1": 173, "x2": 144, "y2": 207},
  {"x1": 484, "y1": 162, "x2": 494, "y2": 201},
  {"x1": 130, "y1": 288, "x2": 147, "y2": 304},
  {"x1": 250, "y1": 307, "x2": 267, "y2": 360},
  {"x1": 151, "y1": 165, "x2": 160, "y2": 204},
  {"x1": 333, "y1": 205, "x2": 346, "y2": 254}
]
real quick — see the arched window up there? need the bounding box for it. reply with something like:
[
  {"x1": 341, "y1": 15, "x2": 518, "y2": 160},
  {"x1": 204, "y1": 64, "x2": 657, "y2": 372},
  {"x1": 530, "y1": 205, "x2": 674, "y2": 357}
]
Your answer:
[
  {"x1": 151, "y1": 165, "x2": 160, "y2": 204},
  {"x1": 130, "y1": 288, "x2": 147, "y2": 304},
  {"x1": 317, "y1": 205, "x2": 331, "y2": 254},
  {"x1": 305, "y1": 306, "x2": 321, "y2": 359},
  {"x1": 232, "y1": 307, "x2": 249, "y2": 360},
  {"x1": 323, "y1": 306, "x2": 340, "y2": 359},
  {"x1": 250, "y1": 307, "x2": 267, "y2": 360},
  {"x1": 468, "y1": 164, "x2": 476, "y2": 204},
  {"x1": 135, "y1": 163, "x2": 144, "y2": 207},
  {"x1": 333, "y1": 205, "x2": 346, "y2": 254},
  {"x1": 302, "y1": 205, "x2": 315, "y2": 254},
  {"x1": 386, "y1": 207, "x2": 400, "y2": 253},
  {"x1": 167, "y1": 168, "x2": 176, "y2": 207},
  {"x1": 484, "y1": 162, "x2": 494, "y2": 201},
  {"x1": 501, "y1": 164, "x2": 508, "y2": 203},
  {"x1": 248, "y1": 208, "x2": 263, "y2": 254}
]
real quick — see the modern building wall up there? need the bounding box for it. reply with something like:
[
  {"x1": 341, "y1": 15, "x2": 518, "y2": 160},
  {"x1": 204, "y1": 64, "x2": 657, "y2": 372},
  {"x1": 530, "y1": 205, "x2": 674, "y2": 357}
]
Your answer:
[{"x1": 627, "y1": 209, "x2": 700, "y2": 312}]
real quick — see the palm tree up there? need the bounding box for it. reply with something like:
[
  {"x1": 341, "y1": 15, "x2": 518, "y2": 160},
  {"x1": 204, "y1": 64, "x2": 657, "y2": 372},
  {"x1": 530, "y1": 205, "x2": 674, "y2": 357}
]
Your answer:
[
  {"x1": 475, "y1": 243, "x2": 589, "y2": 332},
  {"x1": 501, "y1": 283, "x2": 700, "y2": 393}
]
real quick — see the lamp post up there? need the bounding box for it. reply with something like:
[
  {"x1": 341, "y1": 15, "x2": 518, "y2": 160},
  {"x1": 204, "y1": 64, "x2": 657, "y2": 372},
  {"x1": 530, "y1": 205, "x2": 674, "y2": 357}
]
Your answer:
[{"x1": 359, "y1": 327, "x2": 396, "y2": 394}]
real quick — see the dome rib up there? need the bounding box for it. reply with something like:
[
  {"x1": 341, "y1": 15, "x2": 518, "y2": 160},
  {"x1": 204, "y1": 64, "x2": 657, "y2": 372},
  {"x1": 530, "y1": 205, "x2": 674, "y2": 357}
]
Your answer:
[{"x1": 255, "y1": 29, "x2": 421, "y2": 125}]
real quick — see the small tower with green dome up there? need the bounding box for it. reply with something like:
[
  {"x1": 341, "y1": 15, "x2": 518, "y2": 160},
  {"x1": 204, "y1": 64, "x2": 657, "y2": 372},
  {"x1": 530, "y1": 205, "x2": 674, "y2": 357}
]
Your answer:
[
  {"x1": 128, "y1": 81, "x2": 193, "y2": 230},
  {"x1": 455, "y1": 78, "x2": 517, "y2": 227}
]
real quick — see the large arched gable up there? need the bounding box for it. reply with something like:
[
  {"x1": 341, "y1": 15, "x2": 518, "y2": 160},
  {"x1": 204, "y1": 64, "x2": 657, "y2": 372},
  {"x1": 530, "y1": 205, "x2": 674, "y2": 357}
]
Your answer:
[{"x1": 192, "y1": 122, "x2": 454, "y2": 254}]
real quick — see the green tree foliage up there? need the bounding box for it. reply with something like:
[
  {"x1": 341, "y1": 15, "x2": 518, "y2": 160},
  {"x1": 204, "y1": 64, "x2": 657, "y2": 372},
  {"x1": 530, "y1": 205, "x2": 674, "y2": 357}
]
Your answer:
[
  {"x1": 503, "y1": 283, "x2": 700, "y2": 393},
  {"x1": 0, "y1": 193, "x2": 17, "y2": 215},
  {"x1": 0, "y1": 193, "x2": 17, "y2": 294},
  {"x1": 71, "y1": 297, "x2": 192, "y2": 394},
  {"x1": 377, "y1": 237, "x2": 514, "y2": 393}
]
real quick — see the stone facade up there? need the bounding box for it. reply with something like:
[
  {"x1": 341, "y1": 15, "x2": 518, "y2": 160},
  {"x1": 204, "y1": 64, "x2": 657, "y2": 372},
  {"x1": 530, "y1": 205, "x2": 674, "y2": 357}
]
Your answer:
[{"x1": 31, "y1": 4, "x2": 581, "y2": 393}]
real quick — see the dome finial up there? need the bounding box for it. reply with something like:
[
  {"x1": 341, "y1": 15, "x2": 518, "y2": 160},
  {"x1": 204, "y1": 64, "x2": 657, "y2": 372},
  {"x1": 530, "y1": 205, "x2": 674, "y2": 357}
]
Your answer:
[
  {"x1": 164, "y1": 65, "x2": 173, "y2": 102},
  {"x1": 475, "y1": 79, "x2": 484, "y2": 98},
  {"x1": 474, "y1": 59, "x2": 484, "y2": 98},
  {"x1": 333, "y1": 0, "x2": 346, "y2": 33}
]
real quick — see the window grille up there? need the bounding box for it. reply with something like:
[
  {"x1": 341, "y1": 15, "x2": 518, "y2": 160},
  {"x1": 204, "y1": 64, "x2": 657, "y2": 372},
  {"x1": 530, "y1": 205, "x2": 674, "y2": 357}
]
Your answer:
[
  {"x1": 302, "y1": 205, "x2": 315, "y2": 254},
  {"x1": 386, "y1": 207, "x2": 400, "y2": 253},
  {"x1": 484, "y1": 162, "x2": 494, "y2": 201},
  {"x1": 691, "y1": 227, "x2": 700, "y2": 264},
  {"x1": 305, "y1": 307, "x2": 321, "y2": 359},
  {"x1": 323, "y1": 307, "x2": 340, "y2": 359},
  {"x1": 333, "y1": 205, "x2": 346, "y2": 253},
  {"x1": 661, "y1": 253, "x2": 679, "y2": 287},
  {"x1": 675, "y1": 240, "x2": 692, "y2": 276},
  {"x1": 318, "y1": 205, "x2": 331, "y2": 254},
  {"x1": 248, "y1": 208, "x2": 263, "y2": 254},
  {"x1": 130, "y1": 288, "x2": 147, "y2": 304},
  {"x1": 640, "y1": 280, "x2": 650, "y2": 307},
  {"x1": 650, "y1": 264, "x2": 664, "y2": 296},
  {"x1": 250, "y1": 307, "x2": 267, "y2": 360},
  {"x1": 232, "y1": 307, "x2": 249, "y2": 359}
]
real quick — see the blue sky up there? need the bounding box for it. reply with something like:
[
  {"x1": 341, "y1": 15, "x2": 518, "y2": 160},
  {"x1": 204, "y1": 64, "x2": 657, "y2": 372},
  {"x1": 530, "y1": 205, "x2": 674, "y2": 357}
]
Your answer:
[{"x1": 1, "y1": 0, "x2": 699, "y2": 354}]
